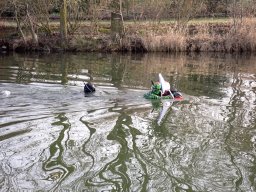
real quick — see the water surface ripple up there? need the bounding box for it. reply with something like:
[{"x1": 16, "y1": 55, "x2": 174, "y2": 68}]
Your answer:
[{"x1": 0, "y1": 53, "x2": 256, "y2": 191}]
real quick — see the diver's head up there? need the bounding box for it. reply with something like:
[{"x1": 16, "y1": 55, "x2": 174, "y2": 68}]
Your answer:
[
  {"x1": 84, "y1": 82, "x2": 95, "y2": 93},
  {"x1": 151, "y1": 82, "x2": 161, "y2": 95}
]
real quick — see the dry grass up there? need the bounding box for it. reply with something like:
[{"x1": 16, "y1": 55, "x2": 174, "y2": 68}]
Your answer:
[
  {"x1": 137, "y1": 18, "x2": 256, "y2": 53},
  {"x1": 142, "y1": 31, "x2": 187, "y2": 52},
  {"x1": 224, "y1": 18, "x2": 256, "y2": 52}
]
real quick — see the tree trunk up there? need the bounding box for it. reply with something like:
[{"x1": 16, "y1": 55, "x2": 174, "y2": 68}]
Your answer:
[
  {"x1": 60, "y1": 0, "x2": 68, "y2": 48},
  {"x1": 111, "y1": 0, "x2": 124, "y2": 43},
  {"x1": 119, "y1": 0, "x2": 124, "y2": 28},
  {"x1": 111, "y1": 12, "x2": 124, "y2": 42},
  {"x1": 26, "y1": 4, "x2": 38, "y2": 46},
  {"x1": 13, "y1": 1, "x2": 26, "y2": 44}
]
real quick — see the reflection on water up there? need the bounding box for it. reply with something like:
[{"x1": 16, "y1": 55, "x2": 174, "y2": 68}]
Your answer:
[{"x1": 0, "y1": 53, "x2": 256, "y2": 191}]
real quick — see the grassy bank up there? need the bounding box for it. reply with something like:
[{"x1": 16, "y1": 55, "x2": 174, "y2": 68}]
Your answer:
[{"x1": 0, "y1": 18, "x2": 256, "y2": 53}]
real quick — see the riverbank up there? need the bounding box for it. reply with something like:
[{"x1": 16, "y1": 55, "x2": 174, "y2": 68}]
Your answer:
[{"x1": 1, "y1": 18, "x2": 256, "y2": 53}]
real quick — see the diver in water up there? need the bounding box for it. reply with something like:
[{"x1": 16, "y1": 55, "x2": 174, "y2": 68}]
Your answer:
[
  {"x1": 84, "y1": 82, "x2": 95, "y2": 94},
  {"x1": 144, "y1": 74, "x2": 182, "y2": 100},
  {"x1": 153, "y1": 82, "x2": 182, "y2": 99},
  {"x1": 150, "y1": 81, "x2": 172, "y2": 98}
]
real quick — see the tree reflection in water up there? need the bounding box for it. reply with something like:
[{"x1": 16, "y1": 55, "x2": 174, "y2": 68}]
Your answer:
[{"x1": 0, "y1": 53, "x2": 255, "y2": 191}]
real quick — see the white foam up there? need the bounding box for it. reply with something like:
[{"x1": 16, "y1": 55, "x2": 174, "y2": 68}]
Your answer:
[{"x1": 1, "y1": 90, "x2": 11, "y2": 97}]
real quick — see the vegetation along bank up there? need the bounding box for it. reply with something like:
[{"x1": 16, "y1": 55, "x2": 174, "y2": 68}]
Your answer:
[{"x1": 0, "y1": 0, "x2": 256, "y2": 53}]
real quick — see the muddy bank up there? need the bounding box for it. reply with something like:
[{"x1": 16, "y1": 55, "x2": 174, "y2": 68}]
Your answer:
[{"x1": 0, "y1": 33, "x2": 147, "y2": 53}]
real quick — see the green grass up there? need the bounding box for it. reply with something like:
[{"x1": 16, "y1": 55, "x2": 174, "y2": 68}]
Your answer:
[
  {"x1": 124, "y1": 17, "x2": 230, "y2": 24},
  {"x1": 189, "y1": 17, "x2": 230, "y2": 24},
  {"x1": 0, "y1": 17, "x2": 231, "y2": 28}
]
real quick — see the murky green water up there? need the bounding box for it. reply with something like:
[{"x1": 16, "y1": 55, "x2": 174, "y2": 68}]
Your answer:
[{"x1": 0, "y1": 52, "x2": 256, "y2": 192}]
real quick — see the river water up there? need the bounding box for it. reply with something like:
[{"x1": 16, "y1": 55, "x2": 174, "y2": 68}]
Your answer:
[{"x1": 0, "y1": 52, "x2": 256, "y2": 192}]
